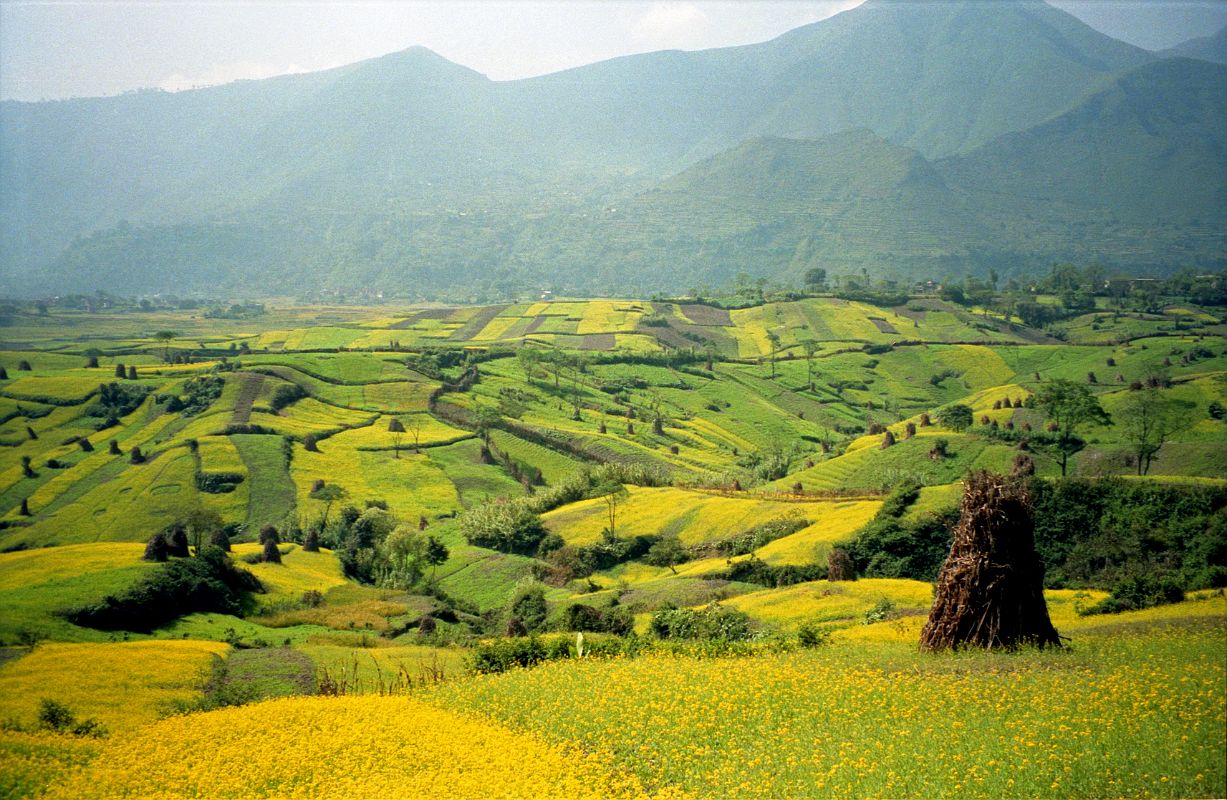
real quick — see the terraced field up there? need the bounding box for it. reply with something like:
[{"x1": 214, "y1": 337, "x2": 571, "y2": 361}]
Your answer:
[{"x1": 0, "y1": 297, "x2": 1224, "y2": 799}]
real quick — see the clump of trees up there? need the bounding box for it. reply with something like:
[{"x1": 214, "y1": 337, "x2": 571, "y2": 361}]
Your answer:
[{"x1": 66, "y1": 545, "x2": 263, "y2": 632}]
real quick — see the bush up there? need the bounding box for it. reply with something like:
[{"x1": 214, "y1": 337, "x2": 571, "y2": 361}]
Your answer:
[
  {"x1": 563, "y1": 603, "x2": 634, "y2": 635},
  {"x1": 1080, "y1": 574, "x2": 1185, "y2": 615},
  {"x1": 797, "y1": 621, "x2": 832, "y2": 648},
  {"x1": 863, "y1": 598, "x2": 896, "y2": 624},
  {"x1": 504, "y1": 584, "x2": 548, "y2": 634},
  {"x1": 711, "y1": 514, "x2": 809, "y2": 557},
  {"x1": 87, "y1": 383, "x2": 150, "y2": 422},
  {"x1": 461, "y1": 499, "x2": 547, "y2": 554},
  {"x1": 195, "y1": 471, "x2": 244, "y2": 493},
  {"x1": 649, "y1": 603, "x2": 753, "y2": 641},
  {"x1": 718, "y1": 557, "x2": 826, "y2": 588},
  {"x1": 471, "y1": 637, "x2": 550, "y2": 674},
  {"x1": 37, "y1": 699, "x2": 106, "y2": 738}
]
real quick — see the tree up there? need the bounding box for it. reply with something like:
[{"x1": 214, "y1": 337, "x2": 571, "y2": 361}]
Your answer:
[
  {"x1": 645, "y1": 535, "x2": 688, "y2": 574},
  {"x1": 423, "y1": 536, "x2": 449, "y2": 582},
  {"x1": 1034, "y1": 379, "x2": 1111, "y2": 476},
  {"x1": 602, "y1": 484, "x2": 629, "y2": 539},
  {"x1": 407, "y1": 416, "x2": 423, "y2": 453},
  {"x1": 473, "y1": 404, "x2": 501, "y2": 443},
  {"x1": 309, "y1": 484, "x2": 346, "y2": 528},
  {"x1": 1118, "y1": 388, "x2": 1180, "y2": 476},
  {"x1": 765, "y1": 330, "x2": 781, "y2": 379},
  {"x1": 938, "y1": 404, "x2": 973, "y2": 432},
  {"x1": 154, "y1": 330, "x2": 178, "y2": 363},
  {"x1": 184, "y1": 508, "x2": 224, "y2": 554},
  {"x1": 803, "y1": 267, "x2": 827, "y2": 291},
  {"x1": 517, "y1": 348, "x2": 542, "y2": 383},
  {"x1": 801, "y1": 339, "x2": 819, "y2": 389}
]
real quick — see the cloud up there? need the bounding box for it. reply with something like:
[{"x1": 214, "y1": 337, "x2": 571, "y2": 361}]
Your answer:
[
  {"x1": 157, "y1": 60, "x2": 318, "y2": 92},
  {"x1": 631, "y1": 2, "x2": 710, "y2": 49}
]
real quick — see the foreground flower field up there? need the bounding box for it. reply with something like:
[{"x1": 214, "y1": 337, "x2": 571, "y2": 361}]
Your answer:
[
  {"x1": 38, "y1": 695, "x2": 685, "y2": 800},
  {"x1": 1, "y1": 601, "x2": 1222, "y2": 799},
  {"x1": 431, "y1": 610, "x2": 1226, "y2": 799}
]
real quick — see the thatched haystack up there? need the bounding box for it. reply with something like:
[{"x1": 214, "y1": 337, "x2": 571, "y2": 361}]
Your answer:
[{"x1": 919, "y1": 470, "x2": 1059, "y2": 651}]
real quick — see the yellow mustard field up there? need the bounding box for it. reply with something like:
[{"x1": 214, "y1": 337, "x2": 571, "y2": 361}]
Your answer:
[
  {"x1": 40, "y1": 695, "x2": 687, "y2": 800},
  {"x1": 432, "y1": 614, "x2": 1226, "y2": 799},
  {"x1": 0, "y1": 641, "x2": 227, "y2": 732}
]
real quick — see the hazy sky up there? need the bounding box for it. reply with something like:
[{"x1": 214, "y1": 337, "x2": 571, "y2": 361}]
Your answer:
[{"x1": 2, "y1": 1, "x2": 1226, "y2": 102}]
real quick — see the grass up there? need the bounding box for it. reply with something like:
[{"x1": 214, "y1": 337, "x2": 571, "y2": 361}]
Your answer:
[
  {"x1": 232, "y1": 543, "x2": 350, "y2": 607},
  {"x1": 0, "y1": 543, "x2": 155, "y2": 643},
  {"x1": 231, "y1": 433, "x2": 296, "y2": 530},
  {"x1": 426, "y1": 439, "x2": 524, "y2": 508},
  {"x1": 299, "y1": 643, "x2": 470, "y2": 688}
]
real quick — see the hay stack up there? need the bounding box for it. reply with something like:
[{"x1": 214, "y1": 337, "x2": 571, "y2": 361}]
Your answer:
[{"x1": 919, "y1": 471, "x2": 1059, "y2": 651}]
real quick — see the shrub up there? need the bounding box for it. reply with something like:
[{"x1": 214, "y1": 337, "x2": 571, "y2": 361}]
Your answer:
[
  {"x1": 195, "y1": 471, "x2": 244, "y2": 493},
  {"x1": 1080, "y1": 574, "x2": 1184, "y2": 615},
  {"x1": 461, "y1": 499, "x2": 547, "y2": 554},
  {"x1": 88, "y1": 382, "x2": 150, "y2": 422},
  {"x1": 504, "y1": 583, "x2": 548, "y2": 634},
  {"x1": 563, "y1": 603, "x2": 634, "y2": 635},
  {"x1": 797, "y1": 621, "x2": 832, "y2": 648},
  {"x1": 650, "y1": 603, "x2": 753, "y2": 642},
  {"x1": 718, "y1": 557, "x2": 825, "y2": 588},
  {"x1": 712, "y1": 514, "x2": 809, "y2": 557},
  {"x1": 938, "y1": 404, "x2": 972, "y2": 432},
  {"x1": 37, "y1": 699, "x2": 106, "y2": 738},
  {"x1": 863, "y1": 598, "x2": 896, "y2": 624},
  {"x1": 471, "y1": 636, "x2": 550, "y2": 674}
]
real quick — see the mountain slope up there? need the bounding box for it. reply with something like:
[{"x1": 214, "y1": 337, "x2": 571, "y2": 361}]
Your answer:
[
  {"x1": 1160, "y1": 26, "x2": 1227, "y2": 65},
  {"x1": 939, "y1": 57, "x2": 1227, "y2": 223}
]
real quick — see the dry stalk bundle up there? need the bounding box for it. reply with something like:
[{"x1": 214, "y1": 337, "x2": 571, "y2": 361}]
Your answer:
[{"x1": 919, "y1": 470, "x2": 1060, "y2": 651}]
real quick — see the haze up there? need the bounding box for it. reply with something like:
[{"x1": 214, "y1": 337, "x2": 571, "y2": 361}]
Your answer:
[{"x1": 3, "y1": 0, "x2": 1226, "y2": 102}]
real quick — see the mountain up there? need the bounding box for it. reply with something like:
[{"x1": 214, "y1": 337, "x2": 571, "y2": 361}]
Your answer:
[
  {"x1": 940, "y1": 58, "x2": 1227, "y2": 222},
  {"x1": 1160, "y1": 26, "x2": 1227, "y2": 64},
  {"x1": 2, "y1": 0, "x2": 1223, "y2": 298}
]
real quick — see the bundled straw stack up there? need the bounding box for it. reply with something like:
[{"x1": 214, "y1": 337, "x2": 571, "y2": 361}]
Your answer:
[{"x1": 919, "y1": 470, "x2": 1060, "y2": 651}]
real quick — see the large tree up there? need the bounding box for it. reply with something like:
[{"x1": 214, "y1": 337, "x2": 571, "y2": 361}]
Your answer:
[{"x1": 1035, "y1": 379, "x2": 1111, "y2": 476}]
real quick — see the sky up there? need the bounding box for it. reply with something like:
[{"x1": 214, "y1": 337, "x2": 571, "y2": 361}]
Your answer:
[{"x1": 2, "y1": 0, "x2": 1226, "y2": 102}]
